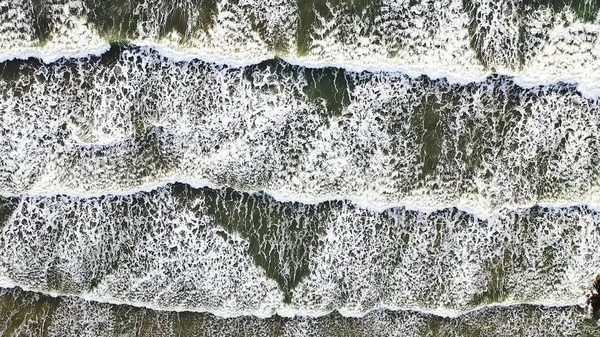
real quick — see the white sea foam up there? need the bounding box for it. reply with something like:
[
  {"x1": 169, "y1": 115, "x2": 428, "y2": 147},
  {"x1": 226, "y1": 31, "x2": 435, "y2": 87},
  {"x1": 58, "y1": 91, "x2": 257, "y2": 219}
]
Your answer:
[
  {"x1": 3, "y1": 39, "x2": 599, "y2": 98},
  {"x1": 1, "y1": 285, "x2": 593, "y2": 336},
  {"x1": 0, "y1": 176, "x2": 598, "y2": 218},
  {"x1": 6, "y1": 176, "x2": 600, "y2": 220},
  {"x1": 1, "y1": 1, "x2": 600, "y2": 96},
  {"x1": 2, "y1": 47, "x2": 600, "y2": 214},
  {"x1": 0, "y1": 188, "x2": 598, "y2": 317},
  {"x1": 2, "y1": 1, "x2": 600, "y2": 327},
  {"x1": 0, "y1": 0, "x2": 109, "y2": 63},
  {"x1": 0, "y1": 43, "x2": 110, "y2": 64}
]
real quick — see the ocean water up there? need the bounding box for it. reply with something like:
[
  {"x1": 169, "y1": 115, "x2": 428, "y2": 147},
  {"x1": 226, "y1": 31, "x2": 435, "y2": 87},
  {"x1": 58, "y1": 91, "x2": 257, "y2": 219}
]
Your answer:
[{"x1": 1, "y1": 0, "x2": 600, "y2": 335}]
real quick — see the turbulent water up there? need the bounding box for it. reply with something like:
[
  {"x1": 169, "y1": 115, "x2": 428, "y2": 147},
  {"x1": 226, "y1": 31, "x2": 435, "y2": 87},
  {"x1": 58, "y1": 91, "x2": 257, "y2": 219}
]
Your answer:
[{"x1": 2, "y1": 0, "x2": 600, "y2": 336}]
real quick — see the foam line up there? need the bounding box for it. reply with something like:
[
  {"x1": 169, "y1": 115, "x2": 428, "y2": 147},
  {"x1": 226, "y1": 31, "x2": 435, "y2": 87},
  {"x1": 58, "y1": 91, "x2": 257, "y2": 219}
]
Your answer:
[
  {"x1": 0, "y1": 282, "x2": 584, "y2": 319},
  {"x1": 2, "y1": 42, "x2": 600, "y2": 98},
  {"x1": 7, "y1": 179, "x2": 600, "y2": 219}
]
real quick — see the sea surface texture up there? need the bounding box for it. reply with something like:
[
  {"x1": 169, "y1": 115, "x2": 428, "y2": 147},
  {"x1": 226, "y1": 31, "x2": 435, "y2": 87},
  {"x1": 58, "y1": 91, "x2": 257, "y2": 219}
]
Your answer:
[{"x1": 1, "y1": 0, "x2": 600, "y2": 336}]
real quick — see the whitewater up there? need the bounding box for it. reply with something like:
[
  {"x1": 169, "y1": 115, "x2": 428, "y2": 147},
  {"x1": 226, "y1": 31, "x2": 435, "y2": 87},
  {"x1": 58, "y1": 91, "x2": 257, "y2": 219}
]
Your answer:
[{"x1": 2, "y1": 0, "x2": 600, "y2": 336}]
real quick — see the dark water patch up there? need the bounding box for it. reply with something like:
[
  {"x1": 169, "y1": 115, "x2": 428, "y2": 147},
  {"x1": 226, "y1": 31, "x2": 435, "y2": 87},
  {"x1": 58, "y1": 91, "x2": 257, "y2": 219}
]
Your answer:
[
  {"x1": 296, "y1": 0, "x2": 382, "y2": 56},
  {"x1": 0, "y1": 197, "x2": 18, "y2": 230},
  {"x1": 83, "y1": 0, "x2": 138, "y2": 41},
  {"x1": 406, "y1": 77, "x2": 456, "y2": 178},
  {"x1": 192, "y1": 186, "x2": 329, "y2": 303},
  {"x1": 569, "y1": 0, "x2": 600, "y2": 21},
  {"x1": 243, "y1": 58, "x2": 353, "y2": 117},
  {"x1": 83, "y1": 0, "x2": 218, "y2": 41},
  {"x1": 469, "y1": 261, "x2": 509, "y2": 307},
  {"x1": 462, "y1": 0, "x2": 529, "y2": 70},
  {"x1": 0, "y1": 287, "x2": 59, "y2": 337},
  {"x1": 532, "y1": 0, "x2": 600, "y2": 22},
  {"x1": 303, "y1": 67, "x2": 353, "y2": 117},
  {"x1": 29, "y1": 0, "x2": 51, "y2": 44},
  {"x1": 0, "y1": 58, "x2": 42, "y2": 97}
]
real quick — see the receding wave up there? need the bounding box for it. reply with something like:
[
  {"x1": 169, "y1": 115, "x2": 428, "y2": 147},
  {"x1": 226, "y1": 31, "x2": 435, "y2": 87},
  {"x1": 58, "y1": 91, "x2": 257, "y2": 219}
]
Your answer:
[
  {"x1": 0, "y1": 286, "x2": 597, "y2": 336},
  {"x1": 2, "y1": 46, "x2": 600, "y2": 213},
  {"x1": 1, "y1": 1, "x2": 600, "y2": 94},
  {"x1": 0, "y1": 183, "x2": 597, "y2": 318}
]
